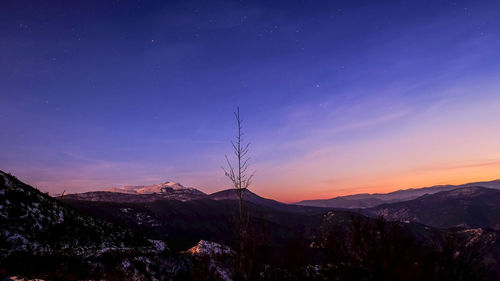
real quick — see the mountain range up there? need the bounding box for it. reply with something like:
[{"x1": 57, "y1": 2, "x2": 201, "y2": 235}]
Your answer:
[
  {"x1": 366, "y1": 186, "x2": 500, "y2": 230},
  {"x1": 296, "y1": 179, "x2": 500, "y2": 208},
  {"x1": 4, "y1": 170, "x2": 500, "y2": 279},
  {"x1": 59, "y1": 177, "x2": 500, "y2": 232},
  {"x1": 61, "y1": 178, "x2": 500, "y2": 231},
  {"x1": 63, "y1": 182, "x2": 324, "y2": 213}
]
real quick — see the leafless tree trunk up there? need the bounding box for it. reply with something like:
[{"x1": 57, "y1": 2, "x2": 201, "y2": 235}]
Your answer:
[{"x1": 222, "y1": 107, "x2": 254, "y2": 277}]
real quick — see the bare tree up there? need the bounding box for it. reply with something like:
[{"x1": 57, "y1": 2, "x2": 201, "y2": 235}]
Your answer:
[{"x1": 222, "y1": 106, "x2": 254, "y2": 275}]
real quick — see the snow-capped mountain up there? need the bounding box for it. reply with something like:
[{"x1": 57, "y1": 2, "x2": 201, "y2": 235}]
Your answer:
[
  {"x1": 105, "y1": 181, "x2": 196, "y2": 194},
  {"x1": 63, "y1": 181, "x2": 207, "y2": 202}
]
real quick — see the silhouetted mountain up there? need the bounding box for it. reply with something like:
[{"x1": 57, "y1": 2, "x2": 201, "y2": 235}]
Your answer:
[
  {"x1": 208, "y1": 189, "x2": 326, "y2": 213},
  {"x1": 367, "y1": 186, "x2": 500, "y2": 230},
  {"x1": 296, "y1": 179, "x2": 500, "y2": 208},
  {"x1": 297, "y1": 196, "x2": 385, "y2": 209}
]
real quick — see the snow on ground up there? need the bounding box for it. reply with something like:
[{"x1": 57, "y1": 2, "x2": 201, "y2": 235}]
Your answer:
[
  {"x1": 120, "y1": 207, "x2": 132, "y2": 213},
  {"x1": 148, "y1": 239, "x2": 168, "y2": 252},
  {"x1": 459, "y1": 228, "x2": 497, "y2": 247},
  {"x1": 7, "y1": 277, "x2": 46, "y2": 281},
  {"x1": 185, "y1": 240, "x2": 234, "y2": 256}
]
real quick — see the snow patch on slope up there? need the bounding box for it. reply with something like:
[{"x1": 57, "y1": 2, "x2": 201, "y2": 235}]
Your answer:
[{"x1": 185, "y1": 240, "x2": 234, "y2": 256}]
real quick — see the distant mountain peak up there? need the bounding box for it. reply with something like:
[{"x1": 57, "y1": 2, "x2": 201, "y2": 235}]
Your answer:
[
  {"x1": 63, "y1": 181, "x2": 206, "y2": 203},
  {"x1": 435, "y1": 186, "x2": 489, "y2": 198},
  {"x1": 104, "y1": 181, "x2": 191, "y2": 194}
]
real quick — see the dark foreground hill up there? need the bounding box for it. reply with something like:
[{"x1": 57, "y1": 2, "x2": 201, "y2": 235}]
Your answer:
[
  {"x1": 62, "y1": 196, "x2": 345, "y2": 252},
  {"x1": 0, "y1": 171, "x2": 173, "y2": 280}
]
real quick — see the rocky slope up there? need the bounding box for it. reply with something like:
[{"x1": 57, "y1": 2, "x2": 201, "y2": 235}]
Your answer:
[
  {"x1": 367, "y1": 186, "x2": 500, "y2": 230},
  {"x1": 0, "y1": 170, "x2": 172, "y2": 280}
]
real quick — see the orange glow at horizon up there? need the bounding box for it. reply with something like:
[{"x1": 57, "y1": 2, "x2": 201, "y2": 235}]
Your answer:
[
  {"x1": 12, "y1": 86, "x2": 500, "y2": 204},
  {"x1": 256, "y1": 152, "x2": 500, "y2": 203},
  {"x1": 258, "y1": 164, "x2": 500, "y2": 203},
  {"x1": 251, "y1": 92, "x2": 500, "y2": 203}
]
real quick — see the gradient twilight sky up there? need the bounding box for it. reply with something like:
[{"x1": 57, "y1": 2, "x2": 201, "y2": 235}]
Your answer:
[{"x1": 1, "y1": 1, "x2": 500, "y2": 202}]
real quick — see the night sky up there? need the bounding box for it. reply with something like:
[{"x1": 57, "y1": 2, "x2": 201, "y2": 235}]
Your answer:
[{"x1": 2, "y1": 0, "x2": 500, "y2": 202}]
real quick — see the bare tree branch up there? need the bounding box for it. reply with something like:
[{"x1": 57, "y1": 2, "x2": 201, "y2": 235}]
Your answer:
[{"x1": 221, "y1": 106, "x2": 256, "y2": 274}]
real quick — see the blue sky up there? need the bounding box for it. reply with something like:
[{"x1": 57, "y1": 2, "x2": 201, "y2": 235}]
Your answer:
[{"x1": 1, "y1": 0, "x2": 500, "y2": 201}]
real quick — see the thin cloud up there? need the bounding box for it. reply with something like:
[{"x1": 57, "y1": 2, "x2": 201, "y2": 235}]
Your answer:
[{"x1": 412, "y1": 159, "x2": 500, "y2": 173}]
